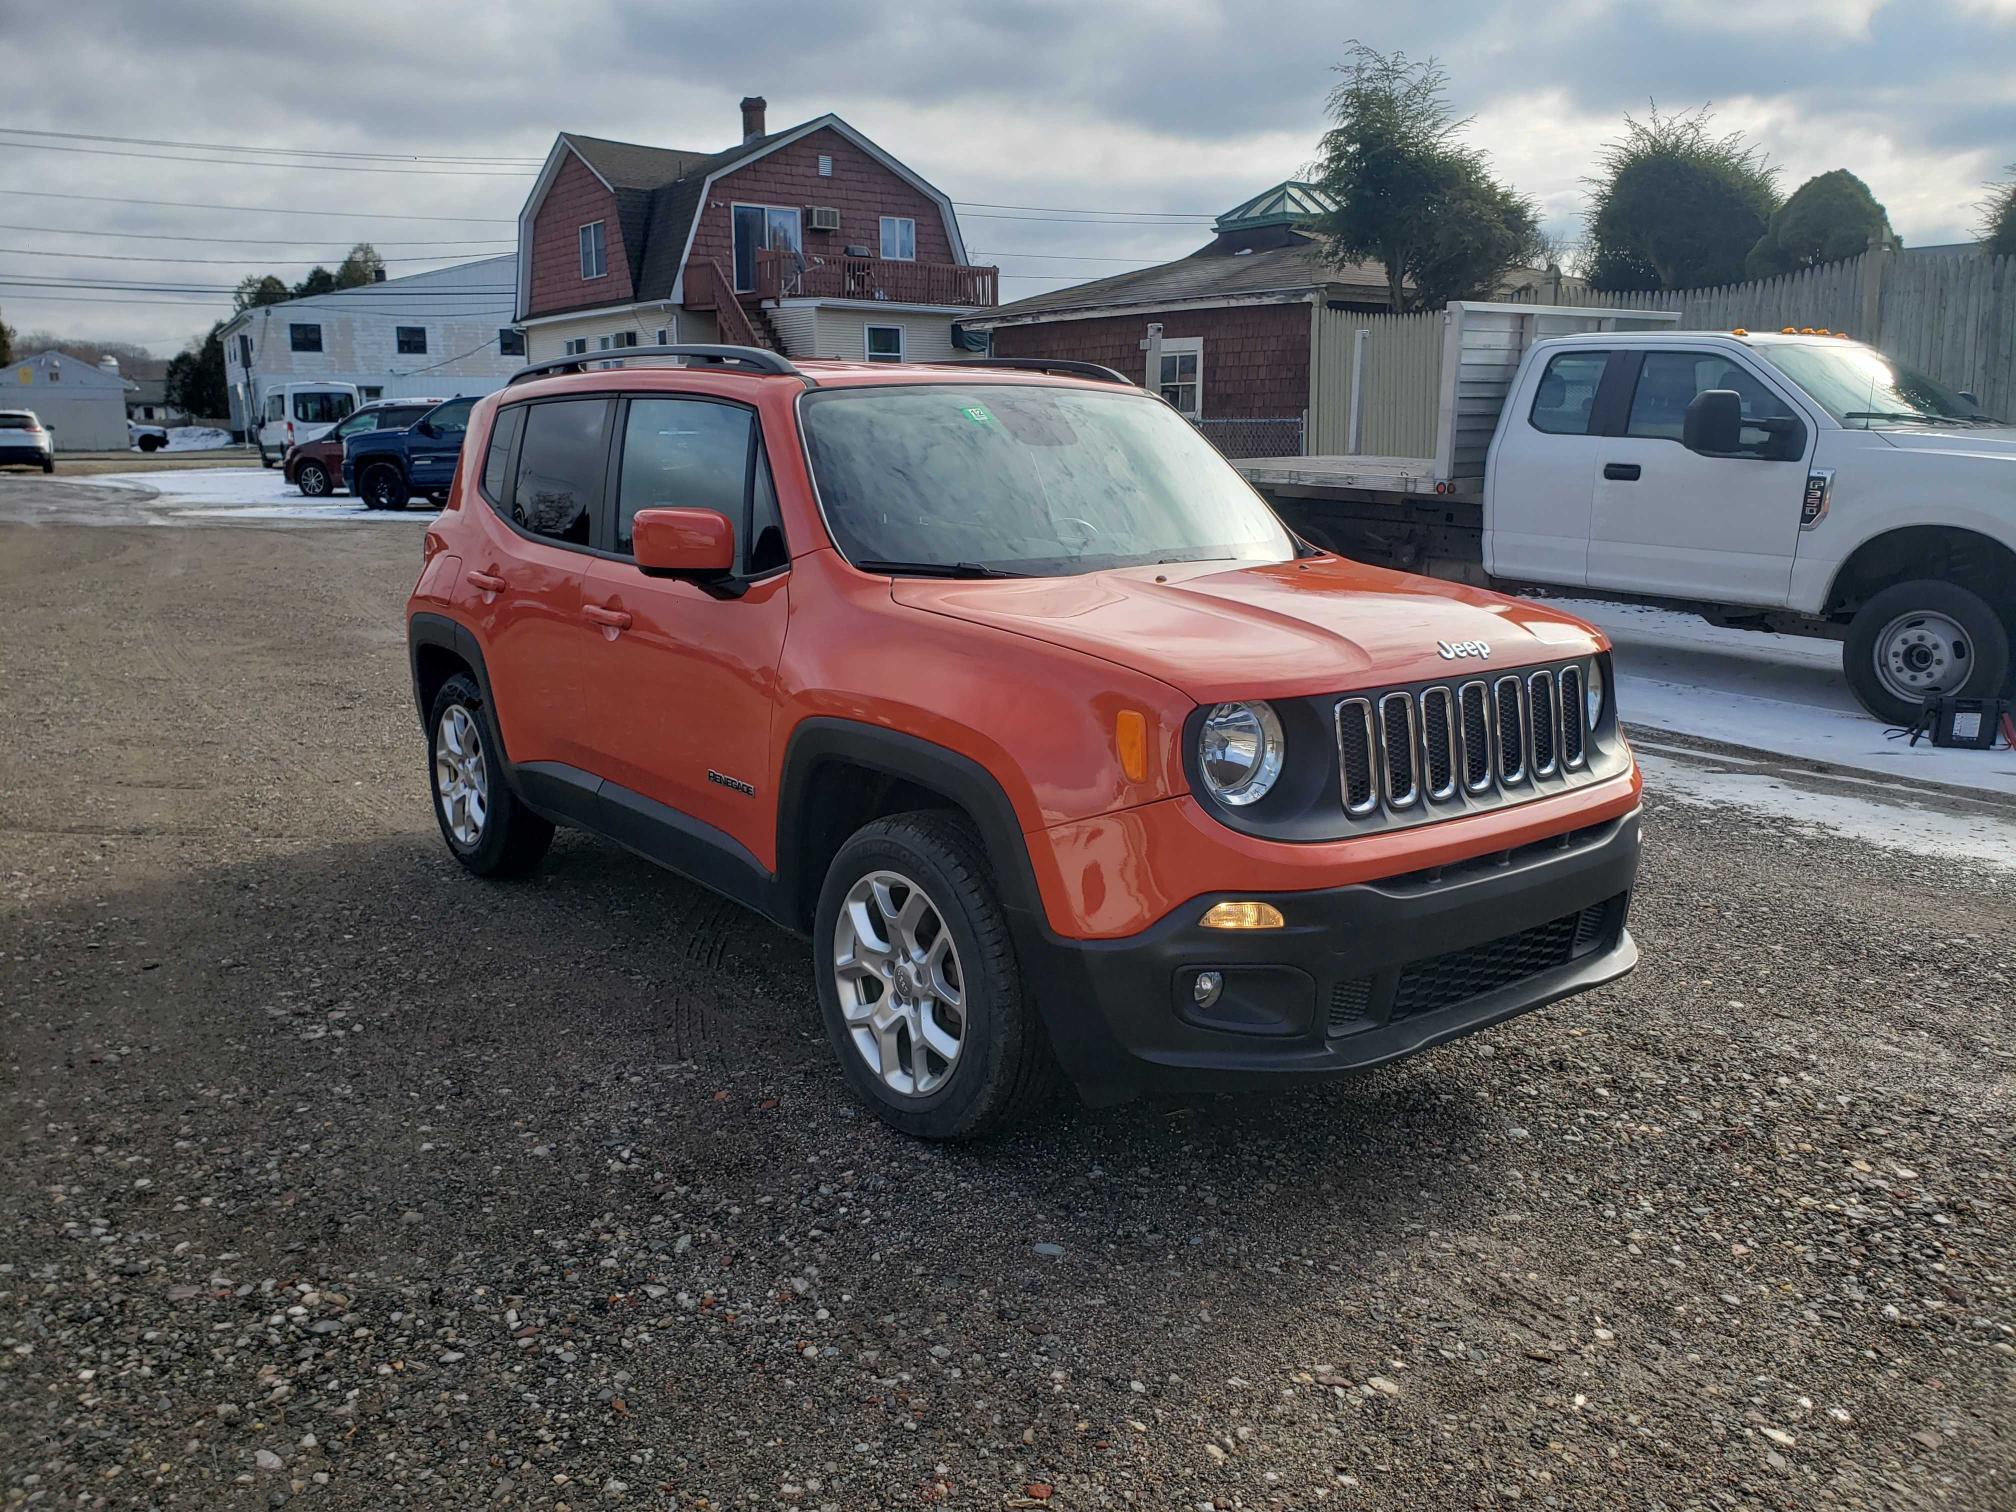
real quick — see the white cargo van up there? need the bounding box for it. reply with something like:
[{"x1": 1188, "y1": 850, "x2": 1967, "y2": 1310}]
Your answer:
[
  {"x1": 1241, "y1": 304, "x2": 2016, "y2": 724},
  {"x1": 253, "y1": 382, "x2": 360, "y2": 468}
]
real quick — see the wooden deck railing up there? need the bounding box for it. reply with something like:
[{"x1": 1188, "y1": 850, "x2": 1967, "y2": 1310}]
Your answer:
[{"x1": 754, "y1": 250, "x2": 997, "y2": 308}]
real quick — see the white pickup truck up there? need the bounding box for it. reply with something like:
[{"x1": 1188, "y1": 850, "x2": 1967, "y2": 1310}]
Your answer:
[{"x1": 1241, "y1": 303, "x2": 2015, "y2": 725}]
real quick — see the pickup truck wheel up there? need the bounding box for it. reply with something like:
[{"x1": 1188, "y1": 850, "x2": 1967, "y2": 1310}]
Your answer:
[
  {"x1": 1843, "y1": 580, "x2": 2012, "y2": 724},
  {"x1": 427, "y1": 673, "x2": 553, "y2": 877},
  {"x1": 815, "y1": 811, "x2": 1058, "y2": 1140},
  {"x1": 295, "y1": 460, "x2": 331, "y2": 497},
  {"x1": 360, "y1": 463, "x2": 410, "y2": 511}
]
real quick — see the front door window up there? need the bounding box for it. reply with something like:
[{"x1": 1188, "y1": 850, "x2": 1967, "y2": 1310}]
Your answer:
[{"x1": 732, "y1": 205, "x2": 803, "y2": 292}]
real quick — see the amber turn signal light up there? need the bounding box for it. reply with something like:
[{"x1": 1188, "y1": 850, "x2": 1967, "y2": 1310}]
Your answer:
[
  {"x1": 1115, "y1": 709, "x2": 1150, "y2": 783},
  {"x1": 1200, "y1": 900, "x2": 1286, "y2": 930}
]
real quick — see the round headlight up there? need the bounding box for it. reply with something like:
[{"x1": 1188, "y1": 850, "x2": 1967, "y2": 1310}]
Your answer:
[
  {"x1": 1198, "y1": 701, "x2": 1285, "y2": 806},
  {"x1": 1585, "y1": 661, "x2": 1606, "y2": 728}
]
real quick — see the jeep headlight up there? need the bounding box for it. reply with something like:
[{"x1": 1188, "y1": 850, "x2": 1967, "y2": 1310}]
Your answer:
[
  {"x1": 1198, "y1": 701, "x2": 1285, "y2": 807},
  {"x1": 1586, "y1": 660, "x2": 1606, "y2": 728}
]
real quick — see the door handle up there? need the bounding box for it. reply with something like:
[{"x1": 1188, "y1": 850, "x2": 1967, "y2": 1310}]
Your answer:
[
  {"x1": 465, "y1": 570, "x2": 507, "y2": 593},
  {"x1": 583, "y1": 604, "x2": 632, "y2": 630},
  {"x1": 1603, "y1": 463, "x2": 1641, "y2": 482}
]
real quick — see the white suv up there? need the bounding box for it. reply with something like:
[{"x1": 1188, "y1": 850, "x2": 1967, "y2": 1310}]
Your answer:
[{"x1": 0, "y1": 409, "x2": 54, "y2": 473}]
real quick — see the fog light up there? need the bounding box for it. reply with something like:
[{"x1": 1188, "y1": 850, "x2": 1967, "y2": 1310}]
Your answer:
[
  {"x1": 1192, "y1": 971, "x2": 1223, "y2": 1008},
  {"x1": 1199, "y1": 900, "x2": 1285, "y2": 930}
]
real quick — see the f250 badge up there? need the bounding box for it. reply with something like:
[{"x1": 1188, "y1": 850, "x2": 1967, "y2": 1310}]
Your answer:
[{"x1": 1436, "y1": 639, "x2": 1491, "y2": 661}]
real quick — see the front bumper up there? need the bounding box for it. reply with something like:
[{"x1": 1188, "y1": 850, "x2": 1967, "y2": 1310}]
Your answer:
[{"x1": 1016, "y1": 808, "x2": 1640, "y2": 1106}]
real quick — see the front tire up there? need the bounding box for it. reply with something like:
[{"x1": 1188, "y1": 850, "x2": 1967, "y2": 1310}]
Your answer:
[
  {"x1": 426, "y1": 673, "x2": 553, "y2": 877},
  {"x1": 360, "y1": 462, "x2": 410, "y2": 511},
  {"x1": 814, "y1": 811, "x2": 1058, "y2": 1140},
  {"x1": 1843, "y1": 580, "x2": 2012, "y2": 725},
  {"x1": 296, "y1": 460, "x2": 331, "y2": 497}
]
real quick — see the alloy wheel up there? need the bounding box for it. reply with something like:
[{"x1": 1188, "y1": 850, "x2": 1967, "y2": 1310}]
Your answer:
[
  {"x1": 433, "y1": 703, "x2": 489, "y2": 847},
  {"x1": 832, "y1": 870, "x2": 966, "y2": 1097}
]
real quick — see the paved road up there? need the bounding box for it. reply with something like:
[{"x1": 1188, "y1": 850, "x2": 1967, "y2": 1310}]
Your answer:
[{"x1": 1, "y1": 512, "x2": 2011, "y2": 1510}]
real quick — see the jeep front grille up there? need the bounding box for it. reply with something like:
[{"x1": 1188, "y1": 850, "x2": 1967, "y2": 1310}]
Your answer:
[{"x1": 1335, "y1": 659, "x2": 1603, "y2": 826}]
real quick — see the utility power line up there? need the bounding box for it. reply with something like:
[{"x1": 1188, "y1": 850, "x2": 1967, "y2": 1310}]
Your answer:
[
  {"x1": 0, "y1": 189, "x2": 517, "y2": 223},
  {"x1": 0, "y1": 126, "x2": 546, "y2": 166},
  {"x1": 0, "y1": 246, "x2": 508, "y2": 268},
  {"x1": 0, "y1": 222, "x2": 513, "y2": 248},
  {"x1": 0, "y1": 139, "x2": 533, "y2": 177}
]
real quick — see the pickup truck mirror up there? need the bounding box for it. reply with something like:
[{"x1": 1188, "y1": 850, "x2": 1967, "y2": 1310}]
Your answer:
[
  {"x1": 1682, "y1": 389, "x2": 1743, "y2": 455},
  {"x1": 632, "y1": 507, "x2": 735, "y2": 578},
  {"x1": 414, "y1": 421, "x2": 437, "y2": 438}
]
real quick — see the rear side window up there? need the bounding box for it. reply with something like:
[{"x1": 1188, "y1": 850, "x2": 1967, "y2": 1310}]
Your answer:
[
  {"x1": 380, "y1": 406, "x2": 431, "y2": 429},
  {"x1": 293, "y1": 391, "x2": 353, "y2": 424},
  {"x1": 481, "y1": 405, "x2": 525, "y2": 506},
  {"x1": 265, "y1": 394, "x2": 285, "y2": 422},
  {"x1": 511, "y1": 400, "x2": 605, "y2": 545},
  {"x1": 334, "y1": 410, "x2": 378, "y2": 438},
  {"x1": 1529, "y1": 351, "x2": 1609, "y2": 435}
]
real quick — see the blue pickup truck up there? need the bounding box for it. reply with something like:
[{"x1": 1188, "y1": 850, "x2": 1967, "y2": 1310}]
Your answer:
[{"x1": 343, "y1": 395, "x2": 476, "y2": 510}]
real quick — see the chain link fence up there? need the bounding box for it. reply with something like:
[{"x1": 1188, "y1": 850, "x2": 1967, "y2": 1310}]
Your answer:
[{"x1": 1190, "y1": 416, "x2": 1306, "y2": 459}]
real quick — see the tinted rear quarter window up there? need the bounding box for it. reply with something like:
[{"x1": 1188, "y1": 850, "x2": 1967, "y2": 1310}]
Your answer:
[
  {"x1": 511, "y1": 400, "x2": 605, "y2": 545},
  {"x1": 481, "y1": 405, "x2": 525, "y2": 506},
  {"x1": 1529, "y1": 352, "x2": 1610, "y2": 435}
]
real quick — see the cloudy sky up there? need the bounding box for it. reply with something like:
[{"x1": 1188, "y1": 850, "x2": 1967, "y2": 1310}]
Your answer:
[{"x1": 2, "y1": 0, "x2": 2011, "y2": 356}]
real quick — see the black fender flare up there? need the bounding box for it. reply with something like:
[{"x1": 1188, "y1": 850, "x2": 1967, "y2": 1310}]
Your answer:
[
  {"x1": 406, "y1": 613, "x2": 512, "y2": 770},
  {"x1": 774, "y1": 718, "x2": 1045, "y2": 934}
]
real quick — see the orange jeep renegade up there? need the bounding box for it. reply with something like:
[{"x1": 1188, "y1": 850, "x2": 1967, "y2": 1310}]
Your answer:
[{"x1": 407, "y1": 346, "x2": 1642, "y2": 1139}]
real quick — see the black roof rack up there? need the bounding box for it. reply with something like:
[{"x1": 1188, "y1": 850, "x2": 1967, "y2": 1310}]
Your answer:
[
  {"x1": 507, "y1": 344, "x2": 808, "y2": 387},
  {"x1": 942, "y1": 357, "x2": 1133, "y2": 385}
]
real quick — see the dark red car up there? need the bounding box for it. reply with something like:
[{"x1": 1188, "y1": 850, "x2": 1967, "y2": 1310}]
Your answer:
[{"x1": 284, "y1": 397, "x2": 443, "y2": 497}]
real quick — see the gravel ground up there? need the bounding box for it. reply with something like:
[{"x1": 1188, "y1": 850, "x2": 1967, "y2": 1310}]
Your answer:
[{"x1": 1, "y1": 510, "x2": 2011, "y2": 1511}]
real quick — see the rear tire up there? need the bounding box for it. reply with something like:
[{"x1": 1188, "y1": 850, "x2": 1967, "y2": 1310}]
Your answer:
[
  {"x1": 1843, "y1": 579, "x2": 2011, "y2": 725},
  {"x1": 258, "y1": 445, "x2": 275, "y2": 468},
  {"x1": 41, "y1": 458, "x2": 53, "y2": 474},
  {"x1": 426, "y1": 672, "x2": 553, "y2": 877},
  {"x1": 360, "y1": 462, "x2": 410, "y2": 511},
  {"x1": 296, "y1": 460, "x2": 331, "y2": 497},
  {"x1": 813, "y1": 810, "x2": 1058, "y2": 1140}
]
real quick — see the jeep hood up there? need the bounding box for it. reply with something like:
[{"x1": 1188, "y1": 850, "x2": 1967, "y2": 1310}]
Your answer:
[{"x1": 891, "y1": 555, "x2": 1604, "y2": 703}]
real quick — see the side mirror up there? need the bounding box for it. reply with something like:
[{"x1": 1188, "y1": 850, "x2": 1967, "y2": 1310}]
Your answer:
[
  {"x1": 1682, "y1": 388, "x2": 1743, "y2": 455},
  {"x1": 632, "y1": 507, "x2": 735, "y2": 578},
  {"x1": 415, "y1": 421, "x2": 437, "y2": 438}
]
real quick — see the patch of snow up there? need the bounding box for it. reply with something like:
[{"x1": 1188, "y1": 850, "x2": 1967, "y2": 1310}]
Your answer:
[
  {"x1": 1638, "y1": 751, "x2": 2016, "y2": 875},
  {"x1": 1529, "y1": 595, "x2": 2016, "y2": 797},
  {"x1": 163, "y1": 426, "x2": 236, "y2": 452},
  {"x1": 58, "y1": 469, "x2": 436, "y2": 524}
]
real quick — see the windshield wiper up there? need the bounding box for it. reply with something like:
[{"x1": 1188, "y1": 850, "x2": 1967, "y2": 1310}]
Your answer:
[
  {"x1": 854, "y1": 558, "x2": 1029, "y2": 579},
  {"x1": 1844, "y1": 410, "x2": 1966, "y2": 426}
]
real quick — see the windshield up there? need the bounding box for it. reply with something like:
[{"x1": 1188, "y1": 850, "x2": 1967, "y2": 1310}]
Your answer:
[
  {"x1": 800, "y1": 384, "x2": 1296, "y2": 577},
  {"x1": 1755, "y1": 342, "x2": 1998, "y2": 428}
]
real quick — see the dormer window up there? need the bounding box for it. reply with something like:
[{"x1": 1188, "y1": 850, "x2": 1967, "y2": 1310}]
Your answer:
[{"x1": 579, "y1": 221, "x2": 607, "y2": 280}]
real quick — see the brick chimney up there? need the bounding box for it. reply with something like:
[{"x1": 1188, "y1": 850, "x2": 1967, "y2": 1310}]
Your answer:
[{"x1": 740, "y1": 96, "x2": 767, "y2": 144}]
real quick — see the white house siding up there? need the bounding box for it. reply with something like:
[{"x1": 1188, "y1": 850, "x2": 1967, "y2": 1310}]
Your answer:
[
  {"x1": 522, "y1": 307, "x2": 707, "y2": 363},
  {"x1": 7, "y1": 351, "x2": 132, "y2": 450},
  {"x1": 806, "y1": 304, "x2": 959, "y2": 363},
  {"x1": 221, "y1": 255, "x2": 524, "y2": 433}
]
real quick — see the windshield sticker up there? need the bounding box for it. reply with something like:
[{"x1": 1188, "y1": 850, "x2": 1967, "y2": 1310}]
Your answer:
[{"x1": 959, "y1": 403, "x2": 997, "y2": 428}]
